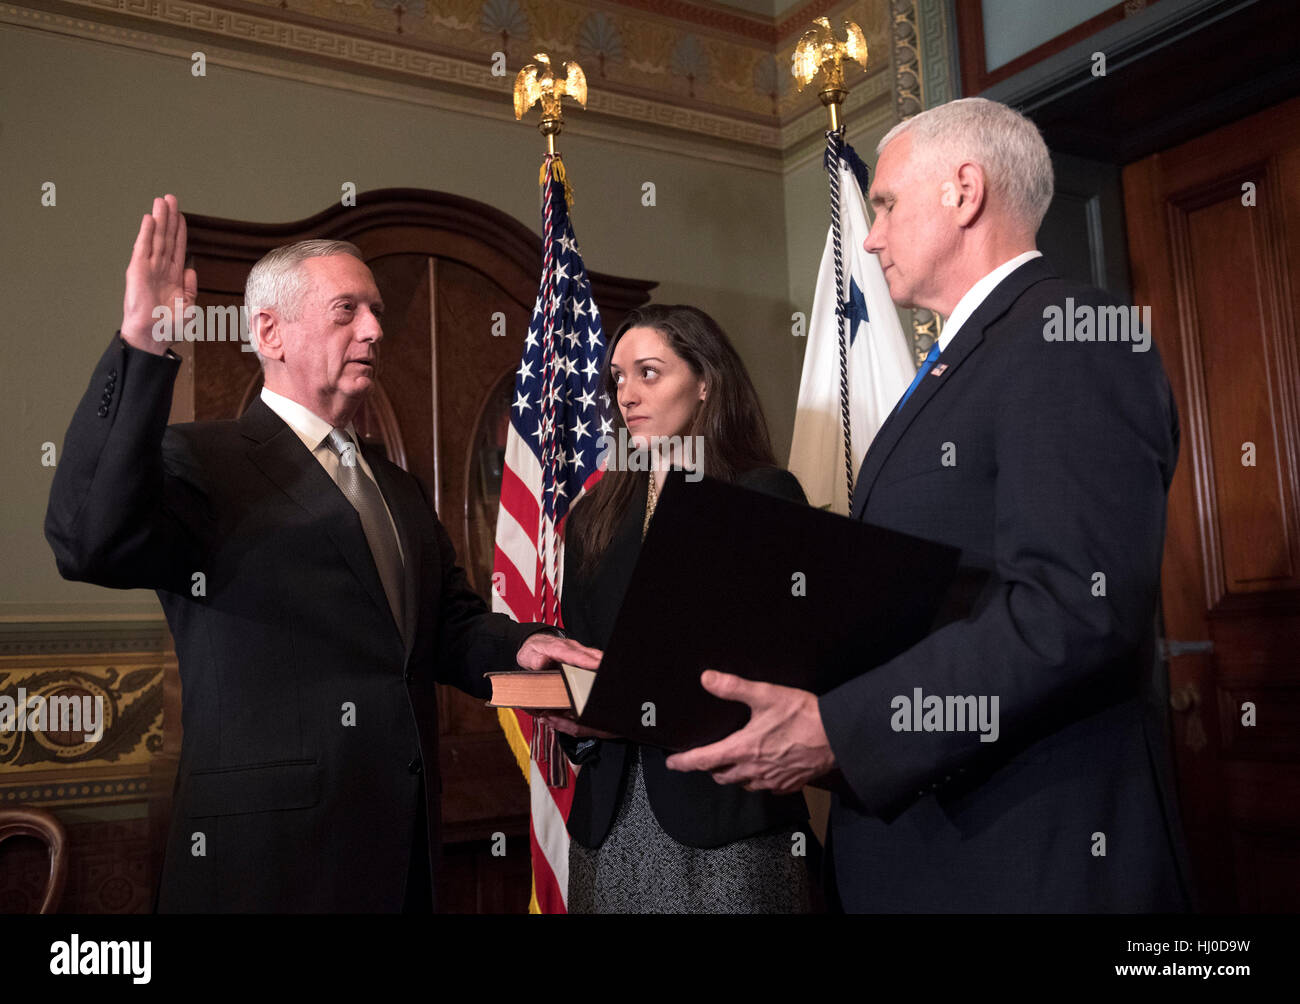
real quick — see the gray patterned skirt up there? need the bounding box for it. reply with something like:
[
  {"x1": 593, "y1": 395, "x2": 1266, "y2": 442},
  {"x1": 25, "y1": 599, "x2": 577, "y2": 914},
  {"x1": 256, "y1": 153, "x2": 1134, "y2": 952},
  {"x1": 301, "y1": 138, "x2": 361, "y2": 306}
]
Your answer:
[{"x1": 567, "y1": 745, "x2": 813, "y2": 914}]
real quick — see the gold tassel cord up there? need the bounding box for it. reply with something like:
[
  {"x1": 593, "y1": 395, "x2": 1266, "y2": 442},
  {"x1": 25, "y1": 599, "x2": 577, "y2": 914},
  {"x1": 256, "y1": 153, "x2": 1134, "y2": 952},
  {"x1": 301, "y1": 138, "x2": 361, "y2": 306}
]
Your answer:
[{"x1": 539, "y1": 155, "x2": 575, "y2": 209}]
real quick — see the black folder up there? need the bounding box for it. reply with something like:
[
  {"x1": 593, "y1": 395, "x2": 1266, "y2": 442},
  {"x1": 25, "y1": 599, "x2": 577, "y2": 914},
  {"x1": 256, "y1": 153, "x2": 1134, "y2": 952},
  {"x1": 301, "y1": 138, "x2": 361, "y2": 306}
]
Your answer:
[{"x1": 576, "y1": 472, "x2": 963, "y2": 751}]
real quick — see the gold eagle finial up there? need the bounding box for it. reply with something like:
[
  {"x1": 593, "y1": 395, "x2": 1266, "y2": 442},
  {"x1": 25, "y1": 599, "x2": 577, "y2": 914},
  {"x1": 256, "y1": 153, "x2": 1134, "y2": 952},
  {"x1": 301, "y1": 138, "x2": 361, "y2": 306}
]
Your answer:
[
  {"x1": 792, "y1": 18, "x2": 868, "y2": 130},
  {"x1": 793, "y1": 17, "x2": 867, "y2": 91},
  {"x1": 514, "y1": 53, "x2": 588, "y2": 127}
]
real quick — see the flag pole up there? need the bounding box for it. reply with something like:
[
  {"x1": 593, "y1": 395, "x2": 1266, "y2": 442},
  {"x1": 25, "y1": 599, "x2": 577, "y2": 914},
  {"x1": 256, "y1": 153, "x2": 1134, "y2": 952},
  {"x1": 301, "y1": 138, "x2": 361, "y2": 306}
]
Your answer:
[
  {"x1": 793, "y1": 17, "x2": 870, "y2": 509},
  {"x1": 502, "y1": 52, "x2": 595, "y2": 913}
]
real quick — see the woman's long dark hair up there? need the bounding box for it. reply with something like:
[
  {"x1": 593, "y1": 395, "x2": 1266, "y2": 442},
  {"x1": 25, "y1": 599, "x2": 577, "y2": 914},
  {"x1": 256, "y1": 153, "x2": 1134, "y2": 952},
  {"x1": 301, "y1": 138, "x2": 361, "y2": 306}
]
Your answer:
[{"x1": 571, "y1": 304, "x2": 776, "y2": 572}]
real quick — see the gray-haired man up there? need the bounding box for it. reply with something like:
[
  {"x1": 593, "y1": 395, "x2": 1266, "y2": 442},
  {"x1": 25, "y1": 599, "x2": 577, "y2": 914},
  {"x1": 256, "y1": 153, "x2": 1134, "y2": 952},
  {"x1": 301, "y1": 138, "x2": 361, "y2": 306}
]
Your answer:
[
  {"x1": 668, "y1": 99, "x2": 1192, "y2": 912},
  {"x1": 46, "y1": 195, "x2": 599, "y2": 912}
]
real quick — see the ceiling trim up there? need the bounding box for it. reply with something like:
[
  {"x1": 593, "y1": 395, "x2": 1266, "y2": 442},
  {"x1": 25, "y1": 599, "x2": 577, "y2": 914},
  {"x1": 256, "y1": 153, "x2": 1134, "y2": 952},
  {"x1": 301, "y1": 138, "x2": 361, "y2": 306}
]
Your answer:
[{"x1": 4, "y1": 0, "x2": 909, "y2": 168}]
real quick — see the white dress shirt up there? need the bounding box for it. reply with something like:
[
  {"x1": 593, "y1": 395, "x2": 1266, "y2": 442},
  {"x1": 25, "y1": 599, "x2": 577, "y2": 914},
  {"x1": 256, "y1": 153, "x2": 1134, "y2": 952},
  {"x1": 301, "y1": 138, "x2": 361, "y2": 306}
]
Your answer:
[
  {"x1": 259, "y1": 385, "x2": 404, "y2": 562},
  {"x1": 938, "y1": 250, "x2": 1043, "y2": 352}
]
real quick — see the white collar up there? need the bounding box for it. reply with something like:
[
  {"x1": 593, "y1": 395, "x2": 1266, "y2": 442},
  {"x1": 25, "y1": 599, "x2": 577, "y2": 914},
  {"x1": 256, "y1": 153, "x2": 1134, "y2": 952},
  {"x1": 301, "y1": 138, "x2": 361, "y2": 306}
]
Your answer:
[
  {"x1": 259, "y1": 385, "x2": 357, "y2": 452},
  {"x1": 938, "y1": 250, "x2": 1042, "y2": 353}
]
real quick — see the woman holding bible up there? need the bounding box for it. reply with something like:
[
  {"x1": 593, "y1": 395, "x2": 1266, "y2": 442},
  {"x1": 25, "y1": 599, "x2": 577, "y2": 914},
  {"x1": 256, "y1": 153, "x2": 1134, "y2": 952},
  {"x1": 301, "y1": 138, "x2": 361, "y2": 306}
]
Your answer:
[{"x1": 542, "y1": 304, "x2": 818, "y2": 914}]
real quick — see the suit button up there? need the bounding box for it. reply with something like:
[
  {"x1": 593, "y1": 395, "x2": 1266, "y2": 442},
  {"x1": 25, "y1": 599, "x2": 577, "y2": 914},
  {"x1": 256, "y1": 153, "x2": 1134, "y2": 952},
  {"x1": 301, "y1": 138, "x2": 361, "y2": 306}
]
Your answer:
[
  {"x1": 97, "y1": 405, "x2": 108, "y2": 417},
  {"x1": 408, "y1": 758, "x2": 422, "y2": 775},
  {"x1": 108, "y1": 369, "x2": 118, "y2": 379}
]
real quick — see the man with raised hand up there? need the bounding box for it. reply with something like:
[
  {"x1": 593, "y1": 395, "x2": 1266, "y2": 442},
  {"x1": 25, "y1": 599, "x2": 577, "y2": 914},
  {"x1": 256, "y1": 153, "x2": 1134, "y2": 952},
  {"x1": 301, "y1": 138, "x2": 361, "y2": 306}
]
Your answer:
[{"x1": 46, "y1": 194, "x2": 598, "y2": 912}]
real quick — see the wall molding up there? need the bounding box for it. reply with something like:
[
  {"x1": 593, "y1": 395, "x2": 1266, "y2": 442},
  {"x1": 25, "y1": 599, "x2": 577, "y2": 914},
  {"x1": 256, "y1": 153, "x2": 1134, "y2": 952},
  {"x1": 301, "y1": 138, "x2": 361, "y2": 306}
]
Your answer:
[
  {"x1": 0, "y1": 618, "x2": 171, "y2": 656},
  {"x1": 2, "y1": 0, "x2": 921, "y2": 167}
]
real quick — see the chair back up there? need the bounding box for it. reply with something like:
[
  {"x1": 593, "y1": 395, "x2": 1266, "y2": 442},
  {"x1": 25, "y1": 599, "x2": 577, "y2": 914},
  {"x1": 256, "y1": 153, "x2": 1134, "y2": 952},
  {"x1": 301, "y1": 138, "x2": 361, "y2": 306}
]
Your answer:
[{"x1": 0, "y1": 807, "x2": 68, "y2": 913}]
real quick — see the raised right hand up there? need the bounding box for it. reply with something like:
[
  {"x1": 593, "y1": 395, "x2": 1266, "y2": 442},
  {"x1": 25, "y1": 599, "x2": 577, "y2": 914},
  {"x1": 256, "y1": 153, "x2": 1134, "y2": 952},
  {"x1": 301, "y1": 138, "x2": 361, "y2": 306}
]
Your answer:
[{"x1": 120, "y1": 194, "x2": 197, "y2": 354}]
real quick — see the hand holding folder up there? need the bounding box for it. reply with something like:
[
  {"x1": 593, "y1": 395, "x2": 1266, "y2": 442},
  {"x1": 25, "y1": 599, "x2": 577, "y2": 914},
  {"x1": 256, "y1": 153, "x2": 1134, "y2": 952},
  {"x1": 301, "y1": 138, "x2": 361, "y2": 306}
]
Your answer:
[
  {"x1": 664, "y1": 668, "x2": 837, "y2": 796},
  {"x1": 653, "y1": 670, "x2": 861, "y2": 799}
]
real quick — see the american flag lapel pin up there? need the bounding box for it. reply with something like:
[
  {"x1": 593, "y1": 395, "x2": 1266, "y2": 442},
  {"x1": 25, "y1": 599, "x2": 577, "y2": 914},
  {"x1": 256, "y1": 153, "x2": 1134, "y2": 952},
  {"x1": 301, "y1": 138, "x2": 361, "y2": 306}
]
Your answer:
[{"x1": 930, "y1": 363, "x2": 948, "y2": 377}]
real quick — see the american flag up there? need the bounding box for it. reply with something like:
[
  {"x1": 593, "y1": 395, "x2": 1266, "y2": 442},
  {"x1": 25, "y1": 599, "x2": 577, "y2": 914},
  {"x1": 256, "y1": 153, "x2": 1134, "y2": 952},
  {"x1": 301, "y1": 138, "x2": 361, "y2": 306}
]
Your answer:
[{"x1": 492, "y1": 155, "x2": 609, "y2": 915}]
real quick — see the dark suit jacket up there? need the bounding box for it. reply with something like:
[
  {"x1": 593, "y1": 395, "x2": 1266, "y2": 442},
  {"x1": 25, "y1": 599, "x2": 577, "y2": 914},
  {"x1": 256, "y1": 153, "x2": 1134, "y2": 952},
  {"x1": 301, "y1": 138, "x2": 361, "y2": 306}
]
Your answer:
[
  {"x1": 45, "y1": 335, "x2": 547, "y2": 912},
  {"x1": 822, "y1": 256, "x2": 1195, "y2": 912},
  {"x1": 560, "y1": 466, "x2": 812, "y2": 850}
]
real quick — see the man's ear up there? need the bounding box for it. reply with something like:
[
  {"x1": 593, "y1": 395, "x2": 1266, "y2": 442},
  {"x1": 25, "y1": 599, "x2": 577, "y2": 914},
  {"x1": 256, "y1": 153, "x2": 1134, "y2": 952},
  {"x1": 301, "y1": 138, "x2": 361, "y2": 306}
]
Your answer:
[
  {"x1": 252, "y1": 310, "x2": 283, "y2": 362},
  {"x1": 953, "y1": 161, "x2": 986, "y2": 227}
]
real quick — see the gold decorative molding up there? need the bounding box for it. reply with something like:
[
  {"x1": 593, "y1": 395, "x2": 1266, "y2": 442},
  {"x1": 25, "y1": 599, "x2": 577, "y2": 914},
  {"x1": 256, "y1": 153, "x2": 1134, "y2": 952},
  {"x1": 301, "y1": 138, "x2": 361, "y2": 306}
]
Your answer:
[
  {"x1": 890, "y1": 0, "x2": 924, "y2": 120},
  {"x1": 0, "y1": 652, "x2": 166, "y2": 809},
  {"x1": 0, "y1": 618, "x2": 170, "y2": 814},
  {"x1": 1, "y1": 776, "x2": 152, "y2": 806},
  {"x1": 888, "y1": 0, "x2": 935, "y2": 362},
  {"x1": 4, "y1": 0, "x2": 892, "y2": 160}
]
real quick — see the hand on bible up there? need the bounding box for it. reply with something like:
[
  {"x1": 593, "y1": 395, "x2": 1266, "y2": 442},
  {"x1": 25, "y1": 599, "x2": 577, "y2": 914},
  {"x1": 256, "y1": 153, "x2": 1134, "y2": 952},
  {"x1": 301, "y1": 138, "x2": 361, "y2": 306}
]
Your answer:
[
  {"x1": 665, "y1": 670, "x2": 836, "y2": 795},
  {"x1": 514, "y1": 632, "x2": 602, "y2": 673},
  {"x1": 121, "y1": 194, "x2": 197, "y2": 354},
  {"x1": 513, "y1": 634, "x2": 617, "y2": 738}
]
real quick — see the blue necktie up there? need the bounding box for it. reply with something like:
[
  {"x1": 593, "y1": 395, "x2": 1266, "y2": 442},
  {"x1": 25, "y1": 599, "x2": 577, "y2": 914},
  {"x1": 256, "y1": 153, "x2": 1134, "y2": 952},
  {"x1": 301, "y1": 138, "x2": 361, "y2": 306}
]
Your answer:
[{"x1": 896, "y1": 342, "x2": 941, "y2": 412}]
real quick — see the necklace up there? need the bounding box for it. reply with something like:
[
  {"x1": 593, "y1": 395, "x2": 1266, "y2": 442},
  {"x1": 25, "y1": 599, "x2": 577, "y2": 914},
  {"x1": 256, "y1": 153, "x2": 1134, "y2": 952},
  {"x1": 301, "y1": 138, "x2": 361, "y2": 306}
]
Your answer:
[{"x1": 642, "y1": 472, "x2": 658, "y2": 539}]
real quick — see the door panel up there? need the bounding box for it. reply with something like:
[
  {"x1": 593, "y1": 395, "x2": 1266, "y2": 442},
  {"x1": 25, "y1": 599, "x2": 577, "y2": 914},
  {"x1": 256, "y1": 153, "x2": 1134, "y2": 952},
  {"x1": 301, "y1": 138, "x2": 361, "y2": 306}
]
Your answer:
[{"x1": 1123, "y1": 95, "x2": 1300, "y2": 912}]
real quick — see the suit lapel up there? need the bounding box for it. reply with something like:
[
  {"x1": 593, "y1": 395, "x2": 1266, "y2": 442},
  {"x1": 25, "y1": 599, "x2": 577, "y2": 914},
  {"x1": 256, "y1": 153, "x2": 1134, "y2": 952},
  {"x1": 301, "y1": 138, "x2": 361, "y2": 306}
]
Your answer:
[
  {"x1": 241, "y1": 399, "x2": 405, "y2": 655},
  {"x1": 850, "y1": 257, "x2": 1057, "y2": 520}
]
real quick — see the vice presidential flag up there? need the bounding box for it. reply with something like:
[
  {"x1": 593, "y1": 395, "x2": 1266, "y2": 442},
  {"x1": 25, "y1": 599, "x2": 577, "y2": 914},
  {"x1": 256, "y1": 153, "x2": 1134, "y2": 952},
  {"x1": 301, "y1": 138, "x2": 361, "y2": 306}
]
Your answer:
[{"x1": 789, "y1": 135, "x2": 914, "y2": 514}]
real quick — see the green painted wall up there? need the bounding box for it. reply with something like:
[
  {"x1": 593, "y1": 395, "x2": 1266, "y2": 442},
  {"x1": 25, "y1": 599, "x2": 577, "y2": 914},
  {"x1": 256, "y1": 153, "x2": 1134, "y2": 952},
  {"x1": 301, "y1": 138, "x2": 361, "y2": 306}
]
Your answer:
[{"x1": 2, "y1": 23, "x2": 902, "y2": 617}]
